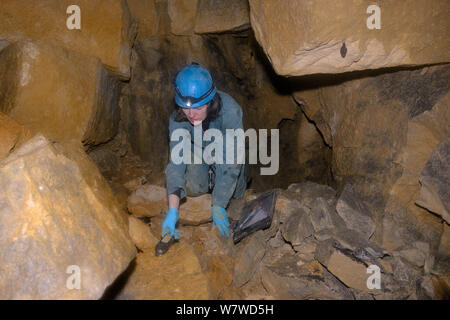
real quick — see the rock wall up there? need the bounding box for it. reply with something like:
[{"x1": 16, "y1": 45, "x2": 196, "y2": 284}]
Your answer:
[
  {"x1": 0, "y1": 0, "x2": 136, "y2": 78},
  {"x1": 249, "y1": 0, "x2": 450, "y2": 76},
  {"x1": 0, "y1": 40, "x2": 121, "y2": 148}
]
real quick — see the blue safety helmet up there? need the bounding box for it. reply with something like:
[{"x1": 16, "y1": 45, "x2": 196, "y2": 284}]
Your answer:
[{"x1": 174, "y1": 63, "x2": 217, "y2": 108}]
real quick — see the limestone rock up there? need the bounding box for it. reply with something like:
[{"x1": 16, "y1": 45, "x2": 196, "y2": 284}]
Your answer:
[
  {"x1": 287, "y1": 181, "x2": 337, "y2": 209},
  {"x1": 326, "y1": 251, "x2": 373, "y2": 293},
  {"x1": 393, "y1": 241, "x2": 429, "y2": 268},
  {"x1": 127, "y1": 184, "x2": 167, "y2": 217},
  {"x1": 261, "y1": 254, "x2": 353, "y2": 300},
  {"x1": 128, "y1": 216, "x2": 159, "y2": 251},
  {"x1": 249, "y1": 0, "x2": 450, "y2": 76},
  {"x1": 0, "y1": 0, "x2": 136, "y2": 77},
  {"x1": 280, "y1": 206, "x2": 314, "y2": 246},
  {"x1": 127, "y1": 0, "x2": 159, "y2": 40},
  {"x1": 0, "y1": 40, "x2": 120, "y2": 147},
  {"x1": 116, "y1": 243, "x2": 212, "y2": 299},
  {"x1": 233, "y1": 231, "x2": 266, "y2": 287},
  {"x1": 416, "y1": 137, "x2": 450, "y2": 224},
  {"x1": 195, "y1": 0, "x2": 250, "y2": 34},
  {"x1": 336, "y1": 184, "x2": 376, "y2": 240},
  {"x1": 127, "y1": 184, "x2": 212, "y2": 225},
  {"x1": 179, "y1": 194, "x2": 213, "y2": 226},
  {"x1": 168, "y1": 0, "x2": 198, "y2": 35},
  {"x1": 0, "y1": 112, "x2": 32, "y2": 161},
  {"x1": 433, "y1": 224, "x2": 450, "y2": 276},
  {"x1": 309, "y1": 197, "x2": 338, "y2": 234},
  {"x1": 294, "y1": 65, "x2": 450, "y2": 248},
  {"x1": 0, "y1": 135, "x2": 136, "y2": 299}
]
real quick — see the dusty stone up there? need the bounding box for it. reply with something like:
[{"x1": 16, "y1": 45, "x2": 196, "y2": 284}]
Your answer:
[
  {"x1": 416, "y1": 137, "x2": 450, "y2": 223},
  {"x1": 432, "y1": 223, "x2": 450, "y2": 276},
  {"x1": 393, "y1": 241, "x2": 430, "y2": 268},
  {"x1": 261, "y1": 255, "x2": 353, "y2": 300},
  {"x1": 287, "y1": 181, "x2": 337, "y2": 209},
  {"x1": 0, "y1": 112, "x2": 32, "y2": 161},
  {"x1": 168, "y1": 0, "x2": 198, "y2": 35},
  {"x1": 233, "y1": 231, "x2": 266, "y2": 287},
  {"x1": 127, "y1": 184, "x2": 211, "y2": 225},
  {"x1": 280, "y1": 206, "x2": 314, "y2": 246},
  {"x1": 204, "y1": 254, "x2": 234, "y2": 299},
  {"x1": 336, "y1": 184, "x2": 376, "y2": 240},
  {"x1": 116, "y1": 243, "x2": 212, "y2": 299},
  {"x1": 179, "y1": 194, "x2": 213, "y2": 226},
  {"x1": 293, "y1": 237, "x2": 317, "y2": 262},
  {"x1": 127, "y1": 184, "x2": 167, "y2": 217},
  {"x1": 128, "y1": 216, "x2": 158, "y2": 251},
  {"x1": 327, "y1": 251, "x2": 373, "y2": 292},
  {"x1": 392, "y1": 257, "x2": 422, "y2": 284},
  {"x1": 0, "y1": 135, "x2": 136, "y2": 299},
  {"x1": 249, "y1": 0, "x2": 450, "y2": 76},
  {"x1": 0, "y1": 40, "x2": 121, "y2": 147},
  {"x1": 309, "y1": 197, "x2": 337, "y2": 234},
  {"x1": 195, "y1": 0, "x2": 250, "y2": 34},
  {"x1": 0, "y1": 0, "x2": 136, "y2": 77},
  {"x1": 127, "y1": 0, "x2": 159, "y2": 40}
]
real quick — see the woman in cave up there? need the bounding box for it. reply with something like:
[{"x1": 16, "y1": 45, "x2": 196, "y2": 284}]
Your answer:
[{"x1": 156, "y1": 62, "x2": 248, "y2": 255}]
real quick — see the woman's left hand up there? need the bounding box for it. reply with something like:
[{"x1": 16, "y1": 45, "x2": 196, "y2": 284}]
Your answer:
[{"x1": 211, "y1": 206, "x2": 230, "y2": 237}]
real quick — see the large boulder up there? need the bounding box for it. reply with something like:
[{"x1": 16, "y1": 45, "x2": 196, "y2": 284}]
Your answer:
[
  {"x1": 0, "y1": 40, "x2": 121, "y2": 147},
  {"x1": 0, "y1": 135, "x2": 136, "y2": 299},
  {"x1": 0, "y1": 0, "x2": 136, "y2": 78},
  {"x1": 195, "y1": 0, "x2": 250, "y2": 34},
  {"x1": 249, "y1": 0, "x2": 450, "y2": 76}
]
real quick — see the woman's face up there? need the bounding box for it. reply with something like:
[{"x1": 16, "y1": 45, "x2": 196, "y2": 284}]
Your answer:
[{"x1": 182, "y1": 104, "x2": 208, "y2": 126}]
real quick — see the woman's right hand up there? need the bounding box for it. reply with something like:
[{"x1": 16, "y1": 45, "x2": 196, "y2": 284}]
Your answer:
[{"x1": 161, "y1": 208, "x2": 180, "y2": 239}]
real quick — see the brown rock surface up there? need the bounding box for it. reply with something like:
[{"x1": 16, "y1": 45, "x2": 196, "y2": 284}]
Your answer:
[
  {"x1": 294, "y1": 65, "x2": 450, "y2": 248},
  {"x1": 0, "y1": 135, "x2": 136, "y2": 299},
  {"x1": 249, "y1": 0, "x2": 450, "y2": 76},
  {"x1": 127, "y1": 184, "x2": 167, "y2": 217},
  {"x1": 326, "y1": 251, "x2": 372, "y2": 292},
  {"x1": 127, "y1": 184, "x2": 212, "y2": 225},
  {"x1": 0, "y1": 0, "x2": 136, "y2": 77},
  {"x1": 168, "y1": 0, "x2": 198, "y2": 35},
  {"x1": 195, "y1": 0, "x2": 250, "y2": 34},
  {"x1": 0, "y1": 112, "x2": 32, "y2": 161},
  {"x1": 128, "y1": 216, "x2": 159, "y2": 251},
  {"x1": 116, "y1": 242, "x2": 212, "y2": 299},
  {"x1": 416, "y1": 137, "x2": 450, "y2": 224},
  {"x1": 0, "y1": 40, "x2": 121, "y2": 147},
  {"x1": 127, "y1": 0, "x2": 159, "y2": 40}
]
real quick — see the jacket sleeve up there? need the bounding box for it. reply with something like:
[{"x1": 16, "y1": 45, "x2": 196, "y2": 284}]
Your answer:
[
  {"x1": 212, "y1": 104, "x2": 244, "y2": 209},
  {"x1": 165, "y1": 114, "x2": 188, "y2": 200}
]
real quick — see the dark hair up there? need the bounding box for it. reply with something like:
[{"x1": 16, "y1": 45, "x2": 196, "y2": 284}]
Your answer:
[{"x1": 174, "y1": 93, "x2": 222, "y2": 122}]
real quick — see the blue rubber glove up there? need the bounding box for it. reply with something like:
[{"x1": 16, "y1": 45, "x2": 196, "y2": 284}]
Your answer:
[
  {"x1": 211, "y1": 206, "x2": 230, "y2": 237},
  {"x1": 161, "y1": 208, "x2": 180, "y2": 239}
]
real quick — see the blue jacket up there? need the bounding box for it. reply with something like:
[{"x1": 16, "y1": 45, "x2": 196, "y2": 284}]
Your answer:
[{"x1": 165, "y1": 90, "x2": 244, "y2": 208}]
